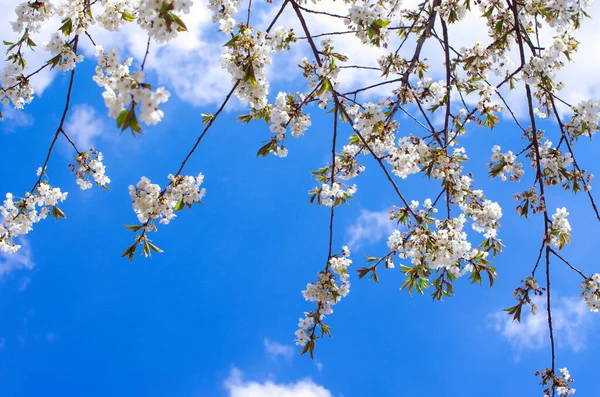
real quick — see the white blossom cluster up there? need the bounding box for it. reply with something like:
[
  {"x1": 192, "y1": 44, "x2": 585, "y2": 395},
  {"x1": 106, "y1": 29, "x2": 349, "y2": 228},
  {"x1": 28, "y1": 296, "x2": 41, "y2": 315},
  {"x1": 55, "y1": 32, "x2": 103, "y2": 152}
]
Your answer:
[
  {"x1": 489, "y1": 145, "x2": 525, "y2": 182},
  {"x1": 345, "y1": 1, "x2": 391, "y2": 46},
  {"x1": 459, "y1": 190, "x2": 503, "y2": 239},
  {"x1": 57, "y1": 0, "x2": 94, "y2": 34},
  {"x1": 566, "y1": 99, "x2": 600, "y2": 138},
  {"x1": 556, "y1": 367, "x2": 576, "y2": 397},
  {"x1": 0, "y1": 64, "x2": 34, "y2": 108},
  {"x1": 334, "y1": 143, "x2": 365, "y2": 180},
  {"x1": 11, "y1": 1, "x2": 54, "y2": 33},
  {"x1": 581, "y1": 273, "x2": 600, "y2": 312},
  {"x1": 298, "y1": 38, "x2": 341, "y2": 109},
  {"x1": 416, "y1": 78, "x2": 447, "y2": 106},
  {"x1": 97, "y1": 1, "x2": 135, "y2": 31},
  {"x1": 137, "y1": 0, "x2": 193, "y2": 44},
  {"x1": 519, "y1": 0, "x2": 589, "y2": 110},
  {"x1": 435, "y1": 0, "x2": 467, "y2": 23},
  {"x1": 267, "y1": 91, "x2": 311, "y2": 157},
  {"x1": 548, "y1": 207, "x2": 572, "y2": 249},
  {"x1": 93, "y1": 46, "x2": 170, "y2": 125},
  {"x1": 222, "y1": 26, "x2": 294, "y2": 111},
  {"x1": 532, "y1": 140, "x2": 574, "y2": 183},
  {"x1": 0, "y1": 180, "x2": 68, "y2": 253},
  {"x1": 270, "y1": 92, "x2": 311, "y2": 137},
  {"x1": 388, "y1": 212, "x2": 483, "y2": 278},
  {"x1": 296, "y1": 246, "x2": 352, "y2": 347},
  {"x1": 348, "y1": 102, "x2": 391, "y2": 154},
  {"x1": 318, "y1": 182, "x2": 358, "y2": 207},
  {"x1": 387, "y1": 136, "x2": 430, "y2": 179},
  {"x1": 44, "y1": 33, "x2": 84, "y2": 72},
  {"x1": 129, "y1": 173, "x2": 206, "y2": 228},
  {"x1": 208, "y1": 0, "x2": 241, "y2": 34},
  {"x1": 70, "y1": 149, "x2": 111, "y2": 190},
  {"x1": 525, "y1": 276, "x2": 542, "y2": 315}
]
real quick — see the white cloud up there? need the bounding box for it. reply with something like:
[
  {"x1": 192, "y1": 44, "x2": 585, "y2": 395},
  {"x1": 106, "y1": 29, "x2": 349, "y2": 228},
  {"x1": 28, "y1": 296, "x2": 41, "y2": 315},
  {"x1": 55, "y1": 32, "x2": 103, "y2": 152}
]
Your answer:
[
  {"x1": 225, "y1": 368, "x2": 333, "y2": 397},
  {"x1": 264, "y1": 338, "x2": 294, "y2": 360},
  {"x1": 491, "y1": 295, "x2": 595, "y2": 356},
  {"x1": 18, "y1": 276, "x2": 31, "y2": 292},
  {"x1": 0, "y1": 238, "x2": 35, "y2": 279},
  {"x1": 3, "y1": 0, "x2": 600, "y2": 113},
  {"x1": 345, "y1": 209, "x2": 395, "y2": 250},
  {"x1": 1, "y1": 105, "x2": 34, "y2": 130},
  {"x1": 63, "y1": 104, "x2": 107, "y2": 149}
]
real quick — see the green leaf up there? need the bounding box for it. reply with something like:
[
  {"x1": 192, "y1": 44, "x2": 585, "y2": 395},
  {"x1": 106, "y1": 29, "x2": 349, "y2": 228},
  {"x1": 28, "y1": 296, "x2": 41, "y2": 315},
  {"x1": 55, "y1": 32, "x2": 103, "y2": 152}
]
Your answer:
[
  {"x1": 46, "y1": 54, "x2": 62, "y2": 70},
  {"x1": 256, "y1": 141, "x2": 273, "y2": 157},
  {"x1": 371, "y1": 19, "x2": 391, "y2": 28},
  {"x1": 223, "y1": 35, "x2": 240, "y2": 47},
  {"x1": 201, "y1": 113, "x2": 214, "y2": 125},
  {"x1": 116, "y1": 109, "x2": 129, "y2": 128},
  {"x1": 122, "y1": 12, "x2": 135, "y2": 22},
  {"x1": 174, "y1": 198, "x2": 185, "y2": 211},
  {"x1": 59, "y1": 18, "x2": 73, "y2": 36},
  {"x1": 147, "y1": 241, "x2": 163, "y2": 253},
  {"x1": 168, "y1": 12, "x2": 188, "y2": 32},
  {"x1": 52, "y1": 206, "x2": 66, "y2": 220},
  {"x1": 121, "y1": 242, "x2": 139, "y2": 261},
  {"x1": 243, "y1": 63, "x2": 257, "y2": 86}
]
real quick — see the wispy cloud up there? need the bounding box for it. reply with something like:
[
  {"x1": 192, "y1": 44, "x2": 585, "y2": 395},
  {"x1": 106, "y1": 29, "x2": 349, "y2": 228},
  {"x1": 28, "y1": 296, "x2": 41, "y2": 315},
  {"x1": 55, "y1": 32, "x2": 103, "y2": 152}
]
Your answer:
[
  {"x1": 490, "y1": 295, "x2": 595, "y2": 357},
  {"x1": 0, "y1": 238, "x2": 35, "y2": 280},
  {"x1": 225, "y1": 368, "x2": 333, "y2": 397},
  {"x1": 18, "y1": 276, "x2": 31, "y2": 292},
  {"x1": 1, "y1": 106, "x2": 34, "y2": 131},
  {"x1": 345, "y1": 209, "x2": 395, "y2": 250},
  {"x1": 63, "y1": 104, "x2": 107, "y2": 150},
  {"x1": 263, "y1": 338, "x2": 294, "y2": 360}
]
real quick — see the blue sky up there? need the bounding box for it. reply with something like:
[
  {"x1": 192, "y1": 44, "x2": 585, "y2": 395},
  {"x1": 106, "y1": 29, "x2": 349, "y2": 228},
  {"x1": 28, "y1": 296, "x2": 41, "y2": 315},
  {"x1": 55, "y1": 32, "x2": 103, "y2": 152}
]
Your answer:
[{"x1": 1, "y1": 1, "x2": 600, "y2": 396}]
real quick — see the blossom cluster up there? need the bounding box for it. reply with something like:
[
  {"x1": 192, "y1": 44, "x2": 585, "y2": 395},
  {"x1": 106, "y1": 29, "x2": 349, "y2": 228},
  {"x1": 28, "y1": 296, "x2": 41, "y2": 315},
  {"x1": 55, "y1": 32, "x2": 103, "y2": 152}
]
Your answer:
[
  {"x1": 387, "y1": 213, "x2": 479, "y2": 278},
  {"x1": 315, "y1": 182, "x2": 358, "y2": 207},
  {"x1": 548, "y1": 207, "x2": 572, "y2": 250},
  {"x1": 97, "y1": 1, "x2": 136, "y2": 31},
  {"x1": 345, "y1": 2, "x2": 390, "y2": 47},
  {"x1": 222, "y1": 26, "x2": 294, "y2": 111},
  {"x1": 488, "y1": 145, "x2": 525, "y2": 182},
  {"x1": 137, "y1": 0, "x2": 193, "y2": 43},
  {"x1": 128, "y1": 173, "x2": 206, "y2": 229},
  {"x1": 296, "y1": 246, "x2": 352, "y2": 351},
  {"x1": 556, "y1": 367, "x2": 576, "y2": 396},
  {"x1": 533, "y1": 140, "x2": 573, "y2": 182},
  {"x1": 459, "y1": 190, "x2": 503, "y2": 239},
  {"x1": 0, "y1": 179, "x2": 68, "y2": 253},
  {"x1": 333, "y1": 143, "x2": 365, "y2": 180},
  {"x1": 581, "y1": 273, "x2": 600, "y2": 312},
  {"x1": 537, "y1": 367, "x2": 576, "y2": 397},
  {"x1": 208, "y1": 0, "x2": 240, "y2": 34},
  {"x1": 69, "y1": 149, "x2": 111, "y2": 190},
  {"x1": 11, "y1": 1, "x2": 54, "y2": 33},
  {"x1": 267, "y1": 91, "x2": 311, "y2": 157},
  {"x1": 566, "y1": 99, "x2": 600, "y2": 139},
  {"x1": 93, "y1": 46, "x2": 170, "y2": 128},
  {"x1": 298, "y1": 38, "x2": 342, "y2": 109},
  {"x1": 44, "y1": 33, "x2": 84, "y2": 72},
  {"x1": 0, "y1": 64, "x2": 34, "y2": 109},
  {"x1": 506, "y1": 276, "x2": 544, "y2": 320}
]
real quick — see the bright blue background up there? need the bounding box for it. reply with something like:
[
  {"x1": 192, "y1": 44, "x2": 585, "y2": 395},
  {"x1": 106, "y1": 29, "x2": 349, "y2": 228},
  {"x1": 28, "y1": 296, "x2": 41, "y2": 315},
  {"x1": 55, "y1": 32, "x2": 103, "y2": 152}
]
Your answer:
[{"x1": 1, "y1": 27, "x2": 599, "y2": 397}]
